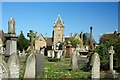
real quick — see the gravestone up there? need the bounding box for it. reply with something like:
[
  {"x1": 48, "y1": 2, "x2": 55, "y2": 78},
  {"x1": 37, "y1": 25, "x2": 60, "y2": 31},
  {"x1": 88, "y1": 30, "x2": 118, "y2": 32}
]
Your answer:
[
  {"x1": 24, "y1": 52, "x2": 44, "y2": 78},
  {"x1": 35, "y1": 53, "x2": 44, "y2": 78},
  {"x1": 65, "y1": 41, "x2": 72, "y2": 58},
  {"x1": 0, "y1": 55, "x2": 9, "y2": 79},
  {"x1": 51, "y1": 50, "x2": 55, "y2": 58},
  {"x1": 40, "y1": 48, "x2": 44, "y2": 55},
  {"x1": 56, "y1": 50, "x2": 61, "y2": 59},
  {"x1": 72, "y1": 50, "x2": 79, "y2": 71},
  {"x1": 24, "y1": 54, "x2": 36, "y2": 78},
  {"x1": 105, "y1": 46, "x2": 117, "y2": 78},
  {"x1": 5, "y1": 18, "x2": 18, "y2": 56},
  {"x1": 91, "y1": 53, "x2": 100, "y2": 79},
  {"x1": 7, "y1": 53, "x2": 20, "y2": 78},
  {"x1": 47, "y1": 50, "x2": 52, "y2": 58}
]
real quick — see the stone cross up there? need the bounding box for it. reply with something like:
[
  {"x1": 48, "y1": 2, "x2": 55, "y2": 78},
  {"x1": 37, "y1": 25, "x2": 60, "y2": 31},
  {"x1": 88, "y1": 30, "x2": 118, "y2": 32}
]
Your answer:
[
  {"x1": 8, "y1": 18, "x2": 15, "y2": 34},
  {"x1": 108, "y1": 46, "x2": 115, "y2": 71},
  {"x1": 27, "y1": 30, "x2": 36, "y2": 53}
]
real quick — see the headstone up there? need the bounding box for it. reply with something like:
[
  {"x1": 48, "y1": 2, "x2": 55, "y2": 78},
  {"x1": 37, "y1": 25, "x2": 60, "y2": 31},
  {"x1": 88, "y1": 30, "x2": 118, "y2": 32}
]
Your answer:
[
  {"x1": 56, "y1": 50, "x2": 61, "y2": 59},
  {"x1": 7, "y1": 53, "x2": 20, "y2": 78},
  {"x1": 35, "y1": 53, "x2": 44, "y2": 78},
  {"x1": 91, "y1": 53, "x2": 100, "y2": 79},
  {"x1": 47, "y1": 50, "x2": 52, "y2": 57},
  {"x1": 51, "y1": 50, "x2": 55, "y2": 58},
  {"x1": 65, "y1": 41, "x2": 72, "y2": 58},
  {"x1": 0, "y1": 55, "x2": 9, "y2": 79},
  {"x1": 72, "y1": 50, "x2": 79, "y2": 71},
  {"x1": 24, "y1": 54, "x2": 36, "y2": 78}
]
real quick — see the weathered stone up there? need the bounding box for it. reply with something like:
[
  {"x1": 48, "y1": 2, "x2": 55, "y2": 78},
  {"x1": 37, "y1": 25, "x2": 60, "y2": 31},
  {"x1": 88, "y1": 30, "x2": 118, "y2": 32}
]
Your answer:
[
  {"x1": 91, "y1": 53, "x2": 100, "y2": 79},
  {"x1": 0, "y1": 55, "x2": 9, "y2": 79},
  {"x1": 24, "y1": 54, "x2": 36, "y2": 78},
  {"x1": 7, "y1": 53, "x2": 20, "y2": 78},
  {"x1": 72, "y1": 50, "x2": 79, "y2": 71},
  {"x1": 105, "y1": 46, "x2": 118, "y2": 78},
  {"x1": 35, "y1": 53, "x2": 44, "y2": 78},
  {"x1": 108, "y1": 46, "x2": 115, "y2": 71},
  {"x1": 65, "y1": 41, "x2": 72, "y2": 58},
  {"x1": 8, "y1": 18, "x2": 15, "y2": 34}
]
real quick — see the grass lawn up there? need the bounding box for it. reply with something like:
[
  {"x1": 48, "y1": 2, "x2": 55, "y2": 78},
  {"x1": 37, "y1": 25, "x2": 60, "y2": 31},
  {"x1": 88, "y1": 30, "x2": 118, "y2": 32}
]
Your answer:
[{"x1": 19, "y1": 57, "x2": 108, "y2": 79}]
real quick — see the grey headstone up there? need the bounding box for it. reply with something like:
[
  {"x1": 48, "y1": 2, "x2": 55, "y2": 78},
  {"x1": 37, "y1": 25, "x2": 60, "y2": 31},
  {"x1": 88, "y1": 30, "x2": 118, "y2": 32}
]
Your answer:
[
  {"x1": 7, "y1": 53, "x2": 20, "y2": 78},
  {"x1": 24, "y1": 54, "x2": 36, "y2": 78},
  {"x1": 35, "y1": 53, "x2": 44, "y2": 78},
  {"x1": 91, "y1": 53, "x2": 100, "y2": 79},
  {"x1": 0, "y1": 55, "x2": 9, "y2": 79},
  {"x1": 72, "y1": 50, "x2": 79, "y2": 71}
]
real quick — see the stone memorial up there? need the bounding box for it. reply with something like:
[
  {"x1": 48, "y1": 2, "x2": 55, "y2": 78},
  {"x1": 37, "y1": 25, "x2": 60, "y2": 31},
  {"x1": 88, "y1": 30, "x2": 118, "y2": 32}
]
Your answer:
[
  {"x1": 0, "y1": 55, "x2": 9, "y2": 79},
  {"x1": 27, "y1": 30, "x2": 36, "y2": 53},
  {"x1": 35, "y1": 53, "x2": 44, "y2": 78},
  {"x1": 5, "y1": 18, "x2": 18, "y2": 57},
  {"x1": 56, "y1": 50, "x2": 61, "y2": 59},
  {"x1": 51, "y1": 50, "x2": 55, "y2": 58},
  {"x1": 105, "y1": 46, "x2": 117, "y2": 78},
  {"x1": 65, "y1": 41, "x2": 72, "y2": 58},
  {"x1": 47, "y1": 50, "x2": 52, "y2": 58},
  {"x1": 24, "y1": 54, "x2": 36, "y2": 78},
  {"x1": 90, "y1": 53, "x2": 100, "y2": 80},
  {"x1": 72, "y1": 50, "x2": 79, "y2": 71},
  {"x1": 24, "y1": 52, "x2": 44, "y2": 78},
  {"x1": 7, "y1": 53, "x2": 20, "y2": 78}
]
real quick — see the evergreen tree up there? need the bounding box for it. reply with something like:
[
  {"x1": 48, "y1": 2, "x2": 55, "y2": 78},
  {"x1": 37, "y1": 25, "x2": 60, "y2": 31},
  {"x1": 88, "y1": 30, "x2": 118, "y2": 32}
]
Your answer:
[{"x1": 17, "y1": 31, "x2": 30, "y2": 51}]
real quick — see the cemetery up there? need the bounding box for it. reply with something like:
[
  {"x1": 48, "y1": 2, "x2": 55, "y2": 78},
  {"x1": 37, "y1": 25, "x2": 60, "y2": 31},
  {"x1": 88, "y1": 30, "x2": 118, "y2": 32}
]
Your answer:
[{"x1": 0, "y1": 17, "x2": 120, "y2": 80}]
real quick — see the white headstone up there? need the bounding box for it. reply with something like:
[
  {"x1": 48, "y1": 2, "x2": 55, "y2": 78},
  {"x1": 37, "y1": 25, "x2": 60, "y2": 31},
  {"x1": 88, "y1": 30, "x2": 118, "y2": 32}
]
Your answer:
[
  {"x1": 7, "y1": 53, "x2": 20, "y2": 78},
  {"x1": 47, "y1": 50, "x2": 52, "y2": 57},
  {"x1": 51, "y1": 50, "x2": 55, "y2": 58},
  {"x1": 91, "y1": 53, "x2": 100, "y2": 79},
  {"x1": 24, "y1": 54, "x2": 36, "y2": 78},
  {"x1": 56, "y1": 50, "x2": 61, "y2": 59}
]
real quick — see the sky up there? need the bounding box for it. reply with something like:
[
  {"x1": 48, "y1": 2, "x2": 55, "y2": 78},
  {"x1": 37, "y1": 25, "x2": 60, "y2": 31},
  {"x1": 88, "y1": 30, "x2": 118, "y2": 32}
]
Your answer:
[{"x1": 1, "y1": 2, "x2": 118, "y2": 43}]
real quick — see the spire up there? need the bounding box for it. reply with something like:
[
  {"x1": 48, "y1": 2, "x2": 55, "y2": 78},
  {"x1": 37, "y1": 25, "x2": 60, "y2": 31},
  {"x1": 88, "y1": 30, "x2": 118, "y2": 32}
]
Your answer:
[{"x1": 54, "y1": 14, "x2": 64, "y2": 26}]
